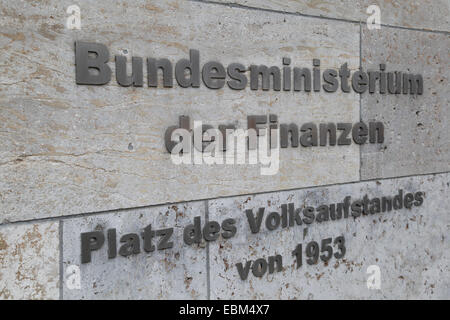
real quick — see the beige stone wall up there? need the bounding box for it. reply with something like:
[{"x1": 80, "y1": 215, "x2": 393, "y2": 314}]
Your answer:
[
  {"x1": 0, "y1": 0, "x2": 448, "y2": 299},
  {"x1": 214, "y1": 0, "x2": 450, "y2": 31}
]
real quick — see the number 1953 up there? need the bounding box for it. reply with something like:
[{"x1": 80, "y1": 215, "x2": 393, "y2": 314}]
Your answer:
[{"x1": 292, "y1": 236, "x2": 346, "y2": 268}]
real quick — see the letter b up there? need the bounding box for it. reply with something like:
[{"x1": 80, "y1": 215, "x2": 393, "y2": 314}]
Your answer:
[{"x1": 75, "y1": 41, "x2": 111, "y2": 85}]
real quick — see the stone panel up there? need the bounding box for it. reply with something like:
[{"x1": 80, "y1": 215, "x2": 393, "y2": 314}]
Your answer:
[
  {"x1": 0, "y1": 221, "x2": 60, "y2": 300},
  {"x1": 360, "y1": 28, "x2": 450, "y2": 179},
  {"x1": 62, "y1": 201, "x2": 207, "y2": 299},
  {"x1": 0, "y1": 0, "x2": 360, "y2": 222},
  {"x1": 215, "y1": 0, "x2": 450, "y2": 32},
  {"x1": 208, "y1": 172, "x2": 449, "y2": 299}
]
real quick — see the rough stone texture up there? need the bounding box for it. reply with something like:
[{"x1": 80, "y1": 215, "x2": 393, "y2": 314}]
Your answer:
[
  {"x1": 0, "y1": 0, "x2": 360, "y2": 223},
  {"x1": 0, "y1": 221, "x2": 60, "y2": 300},
  {"x1": 62, "y1": 201, "x2": 207, "y2": 299},
  {"x1": 360, "y1": 28, "x2": 450, "y2": 180},
  {"x1": 208, "y1": 172, "x2": 449, "y2": 299},
  {"x1": 214, "y1": 0, "x2": 450, "y2": 32},
  {"x1": 1, "y1": 0, "x2": 448, "y2": 301}
]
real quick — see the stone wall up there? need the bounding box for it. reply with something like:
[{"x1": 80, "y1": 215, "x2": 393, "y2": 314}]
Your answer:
[{"x1": 0, "y1": 0, "x2": 448, "y2": 299}]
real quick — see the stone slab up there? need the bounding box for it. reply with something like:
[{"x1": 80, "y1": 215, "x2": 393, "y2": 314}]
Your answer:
[
  {"x1": 208, "y1": 172, "x2": 450, "y2": 299},
  {"x1": 0, "y1": 0, "x2": 360, "y2": 222},
  {"x1": 215, "y1": 0, "x2": 450, "y2": 32},
  {"x1": 0, "y1": 221, "x2": 60, "y2": 300},
  {"x1": 360, "y1": 28, "x2": 450, "y2": 180},
  {"x1": 62, "y1": 201, "x2": 207, "y2": 299}
]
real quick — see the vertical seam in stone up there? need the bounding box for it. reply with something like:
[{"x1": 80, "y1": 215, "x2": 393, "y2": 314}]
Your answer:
[
  {"x1": 204, "y1": 199, "x2": 211, "y2": 300},
  {"x1": 359, "y1": 20, "x2": 363, "y2": 181},
  {"x1": 59, "y1": 219, "x2": 64, "y2": 300}
]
